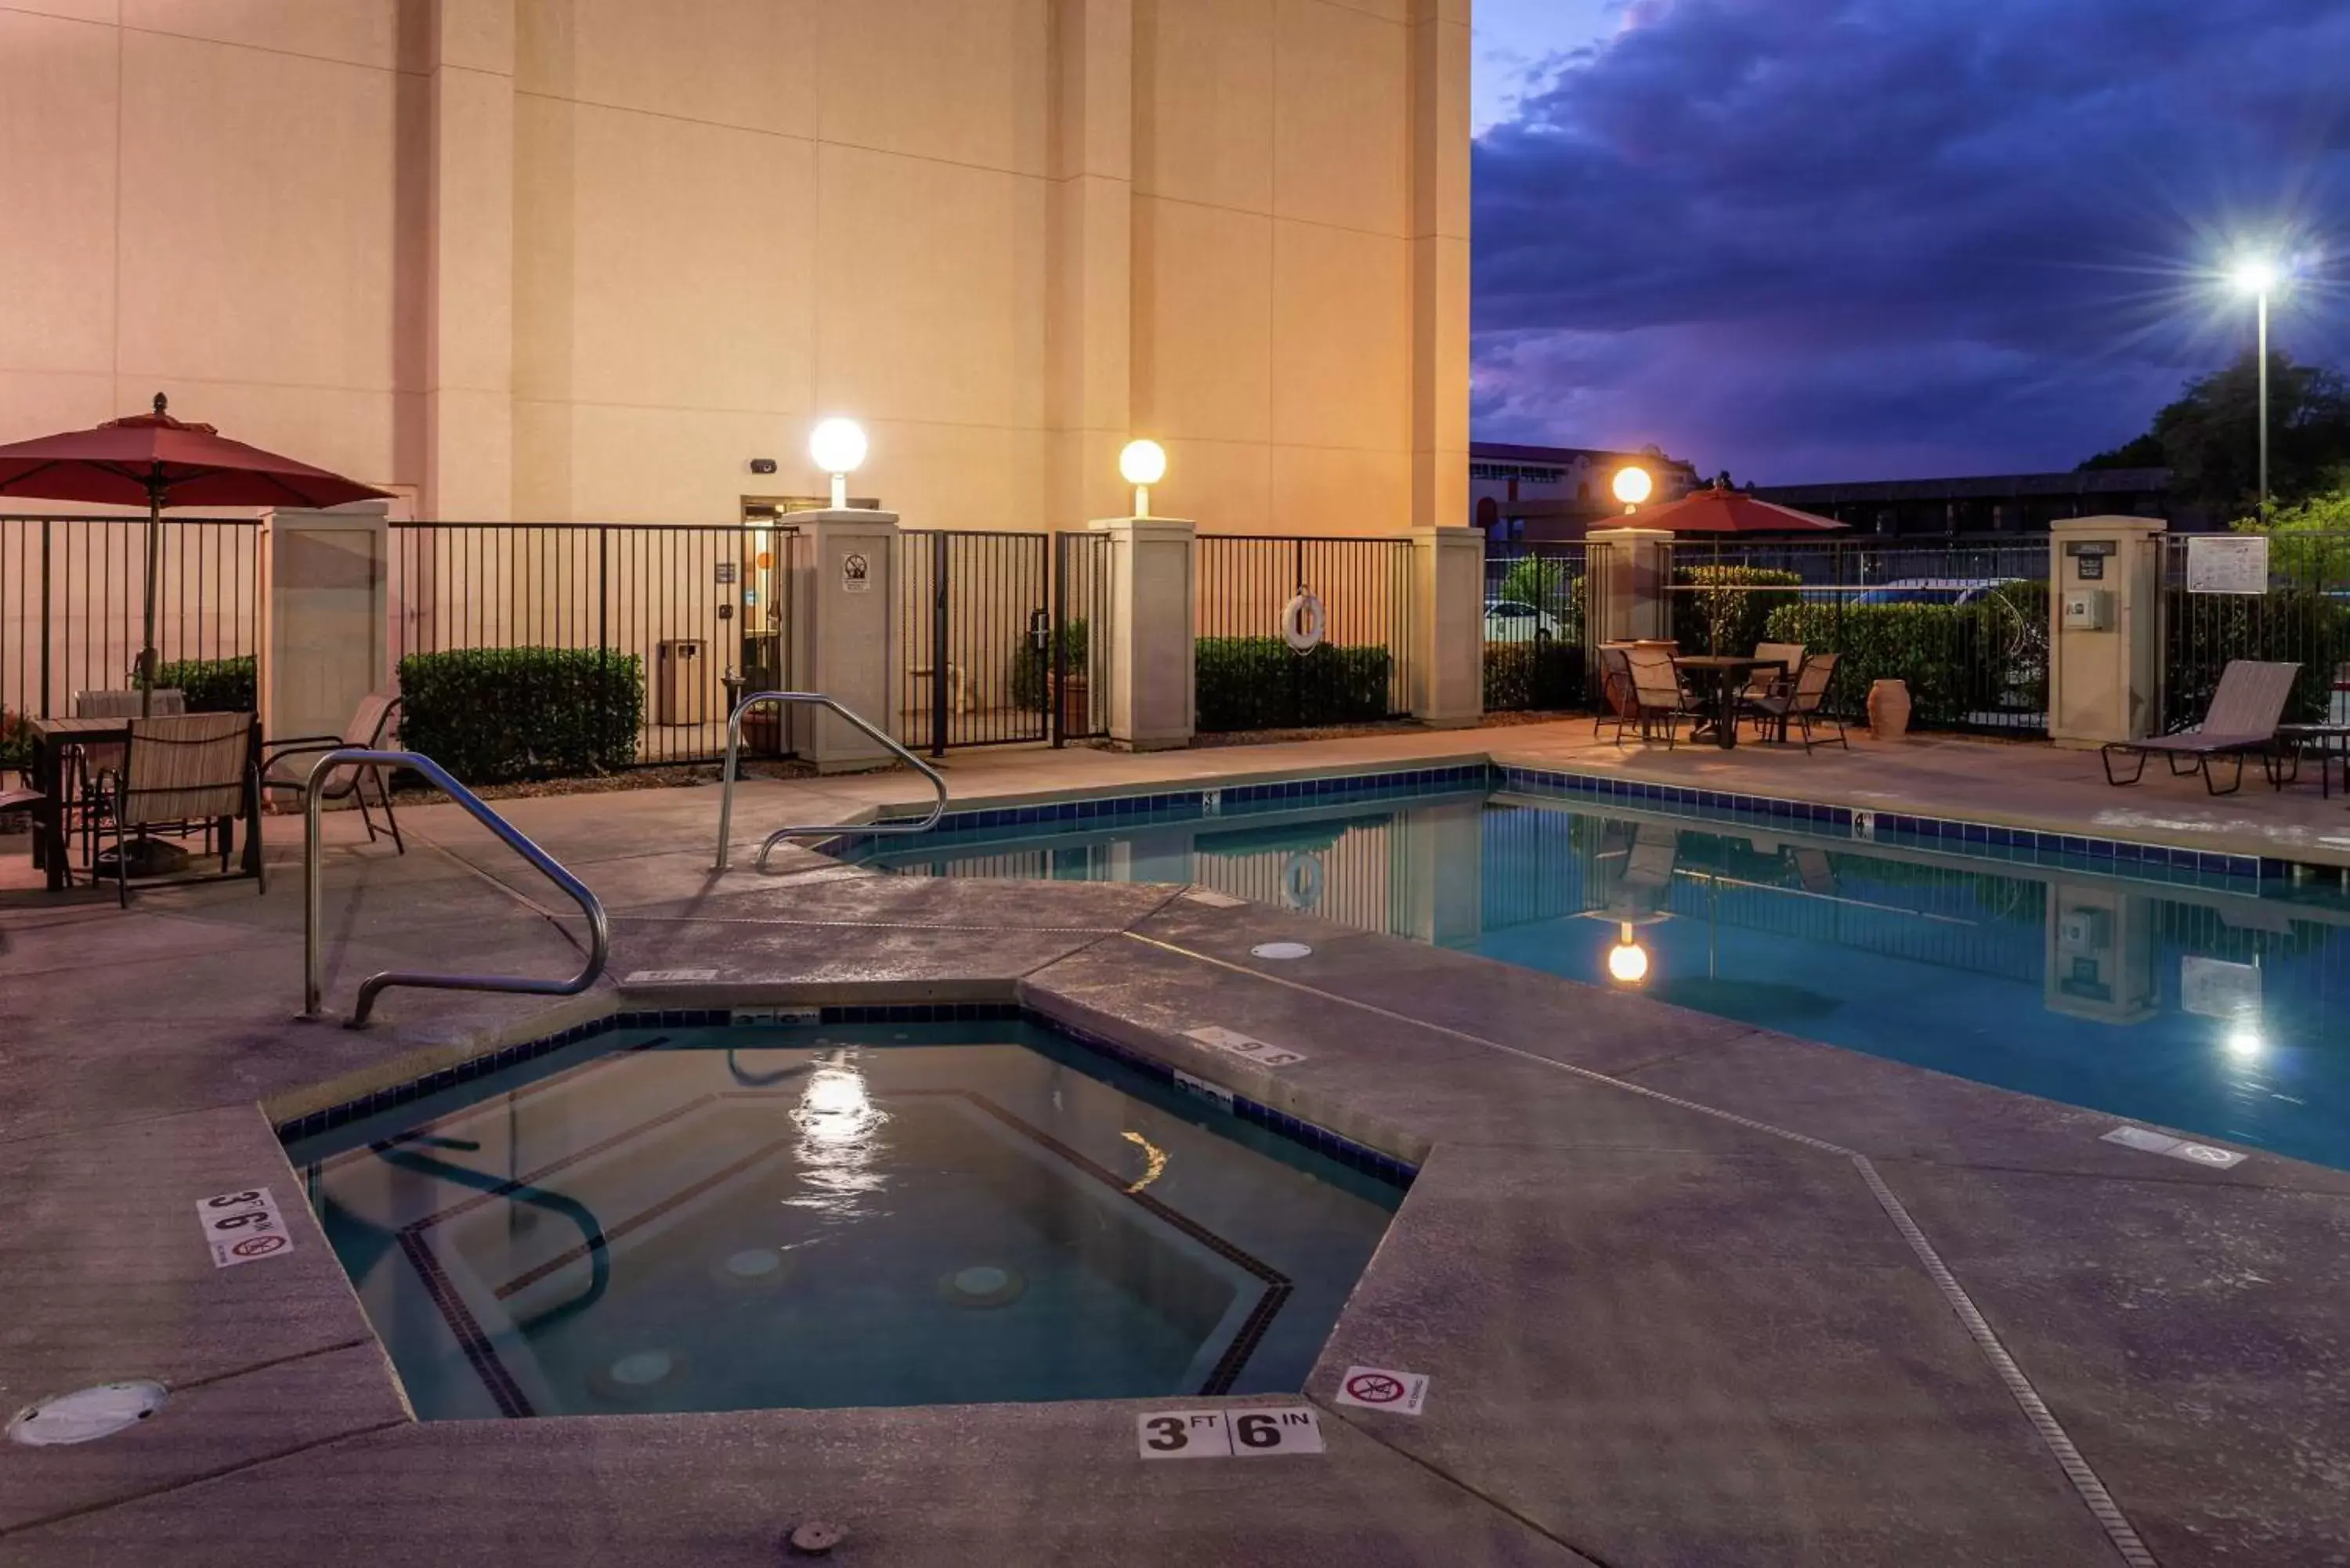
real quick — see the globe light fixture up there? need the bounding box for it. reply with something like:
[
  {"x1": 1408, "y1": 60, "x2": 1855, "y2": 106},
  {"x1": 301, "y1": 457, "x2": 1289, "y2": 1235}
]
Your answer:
[
  {"x1": 1611, "y1": 464, "x2": 1654, "y2": 512},
  {"x1": 808, "y1": 417, "x2": 868, "y2": 509},
  {"x1": 1605, "y1": 922, "x2": 1651, "y2": 986},
  {"x1": 1119, "y1": 439, "x2": 1169, "y2": 518},
  {"x1": 2229, "y1": 257, "x2": 2280, "y2": 295}
]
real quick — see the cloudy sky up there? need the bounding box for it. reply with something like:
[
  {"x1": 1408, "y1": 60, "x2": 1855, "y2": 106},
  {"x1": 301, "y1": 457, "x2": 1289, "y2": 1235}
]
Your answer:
[{"x1": 1471, "y1": 0, "x2": 2350, "y2": 483}]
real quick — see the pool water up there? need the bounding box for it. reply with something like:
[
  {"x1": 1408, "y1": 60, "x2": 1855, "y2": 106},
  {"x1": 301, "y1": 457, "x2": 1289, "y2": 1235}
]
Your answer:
[
  {"x1": 862, "y1": 785, "x2": 2350, "y2": 1172},
  {"x1": 285, "y1": 1021, "x2": 1403, "y2": 1419}
]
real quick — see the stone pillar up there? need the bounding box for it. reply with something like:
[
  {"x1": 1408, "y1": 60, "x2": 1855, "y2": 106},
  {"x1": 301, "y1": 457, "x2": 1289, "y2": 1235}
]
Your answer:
[
  {"x1": 1410, "y1": 527, "x2": 1484, "y2": 728},
  {"x1": 422, "y1": 0, "x2": 515, "y2": 520},
  {"x1": 2048, "y1": 515, "x2": 2166, "y2": 748},
  {"x1": 1586, "y1": 526, "x2": 1673, "y2": 645},
  {"x1": 1090, "y1": 516, "x2": 1194, "y2": 750},
  {"x1": 1408, "y1": 0, "x2": 1472, "y2": 529},
  {"x1": 788, "y1": 510, "x2": 900, "y2": 773},
  {"x1": 2044, "y1": 883, "x2": 2157, "y2": 1024},
  {"x1": 257, "y1": 505, "x2": 391, "y2": 744}
]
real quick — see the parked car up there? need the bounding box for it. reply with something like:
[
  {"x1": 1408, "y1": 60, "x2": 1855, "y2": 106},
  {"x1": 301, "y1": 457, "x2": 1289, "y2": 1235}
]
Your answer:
[{"x1": 1484, "y1": 600, "x2": 1564, "y2": 642}]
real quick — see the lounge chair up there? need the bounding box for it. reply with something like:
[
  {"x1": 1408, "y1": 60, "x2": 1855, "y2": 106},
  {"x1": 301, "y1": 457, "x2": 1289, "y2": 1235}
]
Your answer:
[
  {"x1": 1742, "y1": 651, "x2": 1847, "y2": 751},
  {"x1": 100, "y1": 712, "x2": 264, "y2": 905},
  {"x1": 2100, "y1": 660, "x2": 2299, "y2": 796},
  {"x1": 261, "y1": 692, "x2": 405, "y2": 853}
]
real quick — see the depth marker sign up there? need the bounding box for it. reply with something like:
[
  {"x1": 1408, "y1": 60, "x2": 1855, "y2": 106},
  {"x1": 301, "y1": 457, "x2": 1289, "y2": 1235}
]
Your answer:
[
  {"x1": 1336, "y1": 1365, "x2": 1430, "y2": 1416},
  {"x1": 196, "y1": 1187, "x2": 294, "y2": 1269},
  {"x1": 1137, "y1": 1407, "x2": 1325, "y2": 1459}
]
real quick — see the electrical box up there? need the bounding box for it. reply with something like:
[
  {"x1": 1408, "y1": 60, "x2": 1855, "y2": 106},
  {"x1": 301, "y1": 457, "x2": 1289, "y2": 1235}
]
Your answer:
[
  {"x1": 2057, "y1": 905, "x2": 2111, "y2": 956},
  {"x1": 654, "y1": 638, "x2": 709, "y2": 726},
  {"x1": 2061, "y1": 589, "x2": 2113, "y2": 631}
]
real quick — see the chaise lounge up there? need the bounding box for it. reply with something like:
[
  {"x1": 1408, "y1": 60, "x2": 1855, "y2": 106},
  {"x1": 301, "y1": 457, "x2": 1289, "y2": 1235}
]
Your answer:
[{"x1": 2099, "y1": 659, "x2": 2300, "y2": 796}]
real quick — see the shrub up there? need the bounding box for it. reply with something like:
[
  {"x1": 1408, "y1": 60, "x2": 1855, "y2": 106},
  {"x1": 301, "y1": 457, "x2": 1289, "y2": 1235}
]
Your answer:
[
  {"x1": 1671, "y1": 565, "x2": 1802, "y2": 655},
  {"x1": 153, "y1": 654, "x2": 255, "y2": 714},
  {"x1": 1483, "y1": 641, "x2": 1585, "y2": 711},
  {"x1": 2160, "y1": 588, "x2": 2350, "y2": 729},
  {"x1": 0, "y1": 707, "x2": 31, "y2": 771},
  {"x1": 1195, "y1": 637, "x2": 1394, "y2": 732},
  {"x1": 1009, "y1": 618, "x2": 1088, "y2": 712},
  {"x1": 1762, "y1": 587, "x2": 2048, "y2": 729},
  {"x1": 396, "y1": 646, "x2": 642, "y2": 782}
]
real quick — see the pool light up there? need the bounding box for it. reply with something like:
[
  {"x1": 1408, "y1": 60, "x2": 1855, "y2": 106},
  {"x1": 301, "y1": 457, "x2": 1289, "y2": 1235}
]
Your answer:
[
  {"x1": 1120, "y1": 439, "x2": 1168, "y2": 518},
  {"x1": 1611, "y1": 464, "x2": 1653, "y2": 511},
  {"x1": 1606, "y1": 923, "x2": 1651, "y2": 986},
  {"x1": 2222, "y1": 1022, "x2": 2265, "y2": 1061},
  {"x1": 809, "y1": 417, "x2": 868, "y2": 509}
]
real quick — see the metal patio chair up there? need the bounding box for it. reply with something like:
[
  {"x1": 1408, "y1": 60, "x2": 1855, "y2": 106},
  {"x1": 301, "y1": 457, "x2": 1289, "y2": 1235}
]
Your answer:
[
  {"x1": 68, "y1": 687, "x2": 186, "y2": 869},
  {"x1": 260, "y1": 692, "x2": 405, "y2": 853},
  {"x1": 1742, "y1": 650, "x2": 1848, "y2": 751},
  {"x1": 100, "y1": 711, "x2": 263, "y2": 906},
  {"x1": 2100, "y1": 659, "x2": 2300, "y2": 796},
  {"x1": 1613, "y1": 644, "x2": 1698, "y2": 747}
]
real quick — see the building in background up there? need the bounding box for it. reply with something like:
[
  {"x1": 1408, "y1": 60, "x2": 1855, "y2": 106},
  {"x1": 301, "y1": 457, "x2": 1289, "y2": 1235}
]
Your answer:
[
  {"x1": 0, "y1": 2, "x2": 1469, "y2": 536},
  {"x1": 1750, "y1": 469, "x2": 2189, "y2": 536},
  {"x1": 1471, "y1": 441, "x2": 1702, "y2": 543}
]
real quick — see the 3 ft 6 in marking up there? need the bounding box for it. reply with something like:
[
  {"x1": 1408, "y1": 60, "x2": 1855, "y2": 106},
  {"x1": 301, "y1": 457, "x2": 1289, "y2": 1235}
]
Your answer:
[
  {"x1": 1136, "y1": 1407, "x2": 1325, "y2": 1460},
  {"x1": 196, "y1": 1187, "x2": 294, "y2": 1269}
]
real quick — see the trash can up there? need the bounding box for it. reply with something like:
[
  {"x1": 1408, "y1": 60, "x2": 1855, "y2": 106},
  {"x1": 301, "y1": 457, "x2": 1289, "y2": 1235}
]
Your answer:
[{"x1": 654, "y1": 638, "x2": 708, "y2": 727}]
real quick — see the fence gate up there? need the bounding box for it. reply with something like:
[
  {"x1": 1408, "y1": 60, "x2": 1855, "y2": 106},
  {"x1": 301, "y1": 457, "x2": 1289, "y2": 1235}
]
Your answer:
[{"x1": 898, "y1": 530, "x2": 1110, "y2": 755}]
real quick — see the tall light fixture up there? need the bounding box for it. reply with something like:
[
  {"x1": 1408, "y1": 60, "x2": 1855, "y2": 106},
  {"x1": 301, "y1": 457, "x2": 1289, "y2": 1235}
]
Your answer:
[
  {"x1": 2229, "y1": 257, "x2": 2280, "y2": 525},
  {"x1": 1611, "y1": 464, "x2": 1654, "y2": 514},
  {"x1": 1119, "y1": 439, "x2": 1168, "y2": 518},
  {"x1": 809, "y1": 417, "x2": 868, "y2": 510}
]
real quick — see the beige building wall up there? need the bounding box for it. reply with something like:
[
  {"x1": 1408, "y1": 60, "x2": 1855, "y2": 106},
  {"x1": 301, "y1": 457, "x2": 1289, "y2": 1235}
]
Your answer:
[{"x1": 0, "y1": 0, "x2": 1468, "y2": 536}]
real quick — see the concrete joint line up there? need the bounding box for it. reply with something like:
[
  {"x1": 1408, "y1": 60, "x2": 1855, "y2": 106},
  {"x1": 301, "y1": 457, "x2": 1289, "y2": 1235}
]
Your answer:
[{"x1": 1118, "y1": 931, "x2": 2158, "y2": 1566}]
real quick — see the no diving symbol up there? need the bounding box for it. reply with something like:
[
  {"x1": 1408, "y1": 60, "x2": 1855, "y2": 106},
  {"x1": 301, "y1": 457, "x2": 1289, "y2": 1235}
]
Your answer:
[
  {"x1": 1335, "y1": 1365, "x2": 1427, "y2": 1416},
  {"x1": 230, "y1": 1235, "x2": 286, "y2": 1259}
]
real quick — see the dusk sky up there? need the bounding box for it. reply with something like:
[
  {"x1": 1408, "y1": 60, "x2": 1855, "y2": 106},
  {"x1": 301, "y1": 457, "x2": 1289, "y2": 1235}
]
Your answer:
[{"x1": 1470, "y1": 0, "x2": 2350, "y2": 484}]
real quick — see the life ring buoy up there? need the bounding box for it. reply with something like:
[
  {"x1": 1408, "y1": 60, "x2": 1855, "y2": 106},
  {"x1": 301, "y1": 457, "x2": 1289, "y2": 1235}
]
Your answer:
[
  {"x1": 1282, "y1": 591, "x2": 1326, "y2": 653},
  {"x1": 1282, "y1": 851, "x2": 1324, "y2": 910}
]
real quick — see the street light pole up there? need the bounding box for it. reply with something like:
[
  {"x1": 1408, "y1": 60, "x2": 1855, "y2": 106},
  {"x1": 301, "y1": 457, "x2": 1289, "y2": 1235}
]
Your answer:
[{"x1": 2254, "y1": 283, "x2": 2269, "y2": 526}]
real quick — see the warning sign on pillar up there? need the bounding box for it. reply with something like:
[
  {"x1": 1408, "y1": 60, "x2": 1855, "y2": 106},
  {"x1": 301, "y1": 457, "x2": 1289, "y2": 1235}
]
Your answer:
[{"x1": 1335, "y1": 1366, "x2": 1430, "y2": 1416}]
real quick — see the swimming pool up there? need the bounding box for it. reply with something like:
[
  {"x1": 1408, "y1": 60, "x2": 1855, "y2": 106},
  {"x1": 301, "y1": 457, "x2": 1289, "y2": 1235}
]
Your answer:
[
  {"x1": 859, "y1": 774, "x2": 2350, "y2": 1171},
  {"x1": 284, "y1": 1020, "x2": 1404, "y2": 1419}
]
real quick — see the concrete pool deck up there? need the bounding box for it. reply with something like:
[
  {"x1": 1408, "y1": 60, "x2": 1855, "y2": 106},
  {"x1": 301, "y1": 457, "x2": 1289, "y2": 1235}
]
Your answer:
[{"x1": 3, "y1": 722, "x2": 2348, "y2": 1565}]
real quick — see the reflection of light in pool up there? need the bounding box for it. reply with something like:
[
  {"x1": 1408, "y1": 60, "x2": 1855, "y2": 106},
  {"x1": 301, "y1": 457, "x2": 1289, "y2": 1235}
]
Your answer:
[
  {"x1": 2224, "y1": 1024, "x2": 2265, "y2": 1062},
  {"x1": 788, "y1": 1064, "x2": 887, "y2": 1220}
]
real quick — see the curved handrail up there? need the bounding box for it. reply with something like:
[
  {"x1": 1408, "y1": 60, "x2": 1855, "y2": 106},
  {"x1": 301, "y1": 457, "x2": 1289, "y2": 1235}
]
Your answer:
[
  {"x1": 305, "y1": 749, "x2": 610, "y2": 1028},
  {"x1": 714, "y1": 692, "x2": 948, "y2": 873}
]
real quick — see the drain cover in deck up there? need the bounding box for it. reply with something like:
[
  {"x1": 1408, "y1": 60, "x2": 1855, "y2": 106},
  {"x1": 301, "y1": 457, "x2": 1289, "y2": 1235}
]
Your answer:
[{"x1": 7, "y1": 1381, "x2": 168, "y2": 1446}]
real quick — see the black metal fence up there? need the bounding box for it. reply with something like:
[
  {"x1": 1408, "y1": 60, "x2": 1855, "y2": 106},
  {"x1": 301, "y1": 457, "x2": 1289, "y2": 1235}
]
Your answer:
[
  {"x1": 1481, "y1": 544, "x2": 1591, "y2": 710},
  {"x1": 1658, "y1": 537, "x2": 2051, "y2": 735},
  {"x1": 2160, "y1": 532, "x2": 2350, "y2": 731},
  {"x1": 1193, "y1": 536, "x2": 1415, "y2": 732},
  {"x1": 389, "y1": 522, "x2": 800, "y2": 768},
  {"x1": 895, "y1": 529, "x2": 1112, "y2": 754},
  {"x1": 2, "y1": 515, "x2": 259, "y2": 735}
]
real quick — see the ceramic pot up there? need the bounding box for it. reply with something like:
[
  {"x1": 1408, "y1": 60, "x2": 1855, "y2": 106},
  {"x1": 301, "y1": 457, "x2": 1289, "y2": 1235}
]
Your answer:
[{"x1": 1867, "y1": 678, "x2": 1911, "y2": 739}]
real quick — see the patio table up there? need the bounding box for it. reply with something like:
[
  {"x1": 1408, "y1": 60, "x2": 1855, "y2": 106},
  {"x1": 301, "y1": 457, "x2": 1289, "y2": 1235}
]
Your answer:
[
  {"x1": 24, "y1": 714, "x2": 263, "y2": 892},
  {"x1": 2267, "y1": 724, "x2": 2350, "y2": 800},
  {"x1": 1672, "y1": 656, "x2": 1785, "y2": 750}
]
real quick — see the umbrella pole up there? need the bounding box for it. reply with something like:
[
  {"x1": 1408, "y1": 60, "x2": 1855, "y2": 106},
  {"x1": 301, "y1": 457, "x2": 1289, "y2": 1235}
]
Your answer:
[{"x1": 139, "y1": 489, "x2": 161, "y2": 717}]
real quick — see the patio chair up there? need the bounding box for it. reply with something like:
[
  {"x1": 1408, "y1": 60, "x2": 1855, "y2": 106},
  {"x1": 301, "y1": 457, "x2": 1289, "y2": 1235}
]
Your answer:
[
  {"x1": 1593, "y1": 645, "x2": 1637, "y2": 739},
  {"x1": 2099, "y1": 659, "x2": 2299, "y2": 796},
  {"x1": 1742, "y1": 642, "x2": 1807, "y2": 703},
  {"x1": 260, "y1": 692, "x2": 405, "y2": 853},
  {"x1": 69, "y1": 688, "x2": 186, "y2": 867},
  {"x1": 1742, "y1": 651, "x2": 1848, "y2": 751},
  {"x1": 99, "y1": 712, "x2": 263, "y2": 906},
  {"x1": 1614, "y1": 645, "x2": 1698, "y2": 748}
]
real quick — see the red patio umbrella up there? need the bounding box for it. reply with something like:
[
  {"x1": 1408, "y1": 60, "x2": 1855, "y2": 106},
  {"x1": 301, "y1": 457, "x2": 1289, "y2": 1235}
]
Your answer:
[
  {"x1": 0, "y1": 394, "x2": 392, "y2": 714},
  {"x1": 1629, "y1": 482, "x2": 1847, "y2": 535}
]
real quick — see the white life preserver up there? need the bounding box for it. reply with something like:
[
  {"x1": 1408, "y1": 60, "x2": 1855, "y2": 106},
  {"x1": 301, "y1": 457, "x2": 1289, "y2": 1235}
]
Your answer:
[
  {"x1": 1282, "y1": 851, "x2": 1324, "y2": 910},
  {"x1": 1282, "y1": 591, "x2": 1326, "y2": 652}
]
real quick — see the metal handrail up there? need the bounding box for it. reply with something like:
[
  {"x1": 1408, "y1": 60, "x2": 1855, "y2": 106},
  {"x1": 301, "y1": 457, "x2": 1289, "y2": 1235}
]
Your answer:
[
  {"x1": 714, "y1": 692, "x2": 948, "y2": 873},
  {"x1": 304, "y1": 749, "x2": 610, "y2": 1028}
]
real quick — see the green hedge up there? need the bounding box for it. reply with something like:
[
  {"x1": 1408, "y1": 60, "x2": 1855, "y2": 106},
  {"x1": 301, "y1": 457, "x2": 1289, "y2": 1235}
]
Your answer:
[
  {"x1": 153, "y1": 654, "x2": 255, "y2": 714},
  {"x1": 1009, "y1": 619, "x2": 1088, "y2": 712},
  {"x1": 1671, "y1": 565, "x2": 1802, "y2": 655},
  {"x1": 1195, "y1": 637, "x2": 1394, "y2": 732},
  {"x1": 1762, "y1": 590, "x2": 2048, "y2": 729},
  {"x1": 396, "y1": 647, "x2": 642, "y2": 782},
  {"x1": 1483, "y1": 641, "x2": 1585, "y2": 711}
]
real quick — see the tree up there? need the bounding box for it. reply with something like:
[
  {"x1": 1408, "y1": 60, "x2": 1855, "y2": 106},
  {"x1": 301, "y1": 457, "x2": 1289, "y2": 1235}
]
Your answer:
[
  {"x1": 2232, "y1": 479, "x2": 2350, "y2": 582},
  {"x1": 2081, "y1": 350, "x2": 2350, "y2": 520}
]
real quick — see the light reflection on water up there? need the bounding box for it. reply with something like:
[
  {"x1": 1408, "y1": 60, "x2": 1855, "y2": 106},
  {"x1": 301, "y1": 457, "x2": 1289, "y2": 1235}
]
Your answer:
[{"x1": 787, "y1": 1058, "x2": 890, "y2": 1221}]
